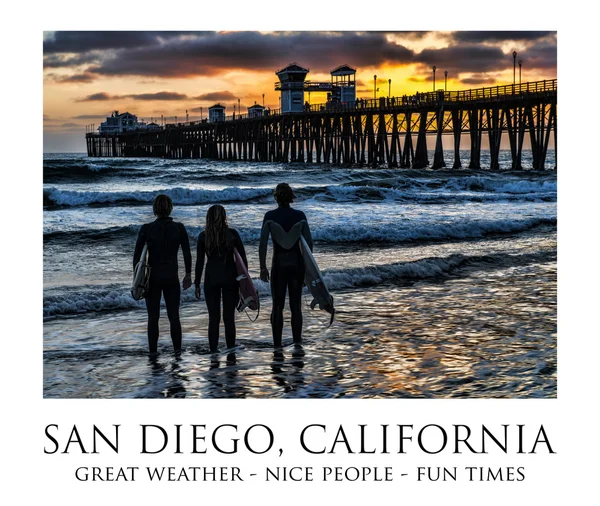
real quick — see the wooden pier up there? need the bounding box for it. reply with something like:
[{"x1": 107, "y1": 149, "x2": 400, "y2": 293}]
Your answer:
[{"x1": 86, "y1": 79, "x2": 557, "y2": 170}]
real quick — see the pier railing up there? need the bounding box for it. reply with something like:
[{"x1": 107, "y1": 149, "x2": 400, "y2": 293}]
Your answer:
[{"x1": 107, "y1": 79, "x2": 556, "y2": 132}]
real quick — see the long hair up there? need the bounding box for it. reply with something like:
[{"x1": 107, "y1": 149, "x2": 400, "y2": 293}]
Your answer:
[{"x1": 205, "y1": 204, "x2": 228, "y2": 255}]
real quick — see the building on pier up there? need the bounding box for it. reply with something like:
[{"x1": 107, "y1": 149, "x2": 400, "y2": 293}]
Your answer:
[
  {"x1": 98, "y1": 111, "x2": 139, "y2": 134},
  {"x1": 208, "y1": 103, "x2": 226, "y2": 123},
  {"x1": 276, "y1": 63, "x2": 309, "y2": 114},
  {"x1": 328, "y1": 64, "x2": 356, "y2": 104},
  {"x1": 248, "y1": 103, "x2": 266, "y2": 118}
]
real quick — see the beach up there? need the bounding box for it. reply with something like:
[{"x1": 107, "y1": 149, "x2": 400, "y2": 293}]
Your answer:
[{"x1": 43, "y1": 151, "x2": 556, "y2": 398}]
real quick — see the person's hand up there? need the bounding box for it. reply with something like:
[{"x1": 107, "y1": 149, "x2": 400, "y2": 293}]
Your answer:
[
  {"x1": 260, "y1": 268, "x2": 270, "y2": 282},
  {"x1": 182, "y1": 274, "x2": 192, "y2": 290},
  {"x1": 194, "y1": 285, "x2": 201, "y2": 300}
]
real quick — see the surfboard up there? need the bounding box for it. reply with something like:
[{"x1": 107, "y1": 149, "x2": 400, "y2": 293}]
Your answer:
[
  {"x1": 233, "y1": 247, "x2": 259, "y2": 312},
  {"x1": 131, "y1": 243, "x2": 150, "y2": 300},
  {"x1": 299, "y1": 235, "x2": 335, "y2": 325}
]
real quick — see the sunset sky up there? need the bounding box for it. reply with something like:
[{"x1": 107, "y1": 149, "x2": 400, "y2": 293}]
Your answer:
[{"x1": 43, "y1": 31, "x2": 557, "y2": 152}]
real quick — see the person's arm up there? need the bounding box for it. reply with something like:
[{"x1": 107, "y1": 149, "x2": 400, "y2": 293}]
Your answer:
[
  {"x1": 301, "y1": 213, "x2": 313, "y2": 252},
  {"x1": 194, "y1": 232, "x2": 205, "y2": 287},
  {"x1": 133, "y1": 224, "x2": 147, "y2": 271},
  {"x1": 233, "y1": 229, "x2": 248, "y2": 268},
  {"x1": 259, "y1": 216, "x2": 270, "y2": 281},
  {"x1": 179, "y1": 223, "x2": 192, "y2": 289},
  {"x1": 179, "y1": 223, "x2": 192, "y2": 276}
]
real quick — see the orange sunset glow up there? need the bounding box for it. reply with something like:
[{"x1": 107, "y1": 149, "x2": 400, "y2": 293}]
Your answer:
[{"x1": 43, "y1": 31, "x2": 557, "y2": 152}]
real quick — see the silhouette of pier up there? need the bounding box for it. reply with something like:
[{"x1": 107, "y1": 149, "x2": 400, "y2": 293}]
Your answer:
[{"x1": 86, "y1": 79, "x2": 557, "y2": 170}]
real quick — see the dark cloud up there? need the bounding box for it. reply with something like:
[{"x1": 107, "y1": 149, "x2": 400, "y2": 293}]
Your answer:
[
  {"x1": 82, "y1": 32, "x2": 415, "y2": 78},
  {"x1": 415, "y1": 45, "x2": 508, "y2": 75},
  {"x1": 43, "y1": 53, "x2": 101, "y2": 68},
  {"x1": 43, "y1": 31, "x2": 195, "y2": 54},
  {"x1": 55, "y1": 73, "x2": 97, "y2": 83},
  {"x1": 126, "y1": 92, "x2": 188, "y2": 101},
  {"x1": 516, "y1": 39, "x2": 557, "y2": 72},
  {"x1": 461, "y1": 77, "x2": 498, "y2": 86},
  {"x1": 75, "y1": 92, "x2": 113, "y2": 102},
  {"x1": 75, "y1": 91, "x2": 189, "y2": 102},
  {"x1": 47, "y1": 31, "x2": 556, "y2": 83},
  {"x1": 450, "y1": 31, "x2": 555, "y2": 44},
  {"x1": 193, "y1": 91, "x2": 236, "y2": 101},
  {"x1": 60, "y1": 122, "x2": 82, "y2": 127}
]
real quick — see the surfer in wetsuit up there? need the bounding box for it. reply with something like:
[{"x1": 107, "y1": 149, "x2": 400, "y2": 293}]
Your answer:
[
  {"x1": 259, "y1": 183, "x2": 313, "y2": 347},
  {"x1": 194, "y1": 205, "x2": 248, "y2": 353},
  {"x1": 133, "y1": 194, "x2": 192, "y2": 354}
]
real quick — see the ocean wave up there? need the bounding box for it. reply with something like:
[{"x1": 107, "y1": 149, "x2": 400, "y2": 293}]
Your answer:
[
  {"x1": 445, "y1": 175, "x2": 557, "y2": 194},
  {"x1": 43, "y1": 186, "x2": 274, "y2": 207},
  {"x1": 43, "y1": 179, "x2": 556, "y2": 209},
  {"x1": 43, "y1": 250, "x2": 554, "y2": 318},
  {"x1": 44, "y1": 216, "x2": 557, "y2": 245}
]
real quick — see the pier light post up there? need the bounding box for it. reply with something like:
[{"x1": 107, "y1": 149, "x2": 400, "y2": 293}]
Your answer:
[
  {"x1": 444, "y1": 71, "x2": 448, "y2": 92},
  {"x1": 374, "y1": 75, "x2": 377, "y2": 102},
  {"x1": 518, "y1": 60, "x2": 522, "y2": 85},
  {"x1": 432, "y1": 66, "x2": 436, "y2": 92},
  {"x1": 238, "y1": 98, "x2": 241, "y2": 118},
  {"x1": 513, "y1": 51, "x2": 517, "y2": 87},
  {"x1": 388, "y1": 78, "x2": 391, "y2": 98},
  {"x1": 262, "y1": 93, "x2": 265, "y2": 107}
]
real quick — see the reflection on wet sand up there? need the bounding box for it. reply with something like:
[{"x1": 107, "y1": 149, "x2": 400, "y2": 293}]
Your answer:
[{"x1": 44, "y1": 260, "x2": 556, "y2": 399}]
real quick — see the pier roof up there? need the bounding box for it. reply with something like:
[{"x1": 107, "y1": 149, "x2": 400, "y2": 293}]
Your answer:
[
  {"x1": 276, "y1": 63, "x2": 309, "y2": 75},
  {"x1": 331, "y1": 64, "x2": 356, "y2": 75}
]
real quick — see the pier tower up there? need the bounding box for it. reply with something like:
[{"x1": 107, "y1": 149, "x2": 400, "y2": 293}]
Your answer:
[
  {"x1": 330, "y1": 65, "x2": 356, "y2": 104},
  {"x1": 209, "y1": 103, "x2": 226, "y2": 122},
  {"x1": 275, "y1": 63, "x2": 309, "y2": 113}
]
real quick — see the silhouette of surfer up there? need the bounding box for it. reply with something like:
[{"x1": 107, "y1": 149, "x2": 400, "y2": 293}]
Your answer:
[
  {"x1": 133, "y1": 194, "x2": 192, "y2": 354},
  {"x1": 259, "y1": 183, "x2": 313, "y2": 347},
  {"x1": 194, "y1": 205, "x2": 248, "y2": 353}
]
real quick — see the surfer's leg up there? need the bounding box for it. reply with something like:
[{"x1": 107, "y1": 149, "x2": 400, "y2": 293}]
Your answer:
[
  {"x1": 288, "y1": 266, "x2": 305, "y2": 344},
  {"x1": 144, "y1": 280, "x2": 162, "y2": 354},
  {"x1": 204, "y1": 283, "x2": 221, "y2": 353},
  {"x1": 163, "y1": 278, "x2": 182, "y2": 352},
  {"x1": 270, "y1": 265, "x2": 286, "y2": 347},
  {"x1": 222, "y1": 285, "x2": 237, "y2": 349}
]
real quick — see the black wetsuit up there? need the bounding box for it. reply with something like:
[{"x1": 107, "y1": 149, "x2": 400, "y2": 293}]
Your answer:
[
  {"x1": 259, "y1": 204, "x2": 313, "y2": 346},
  {"x1": 195, "y1": 228, "x2": 247, "y2": 352},
  {"x1": 134, "y1": 217, "x2": 192, "y2": 354}
]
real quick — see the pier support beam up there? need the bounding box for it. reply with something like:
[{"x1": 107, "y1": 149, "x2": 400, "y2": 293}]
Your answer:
[
  {"x1": 413, "y1": 111, "x2": 429, "y2": 169},
  {"x1": 432, "y1": 107, "x2": 446, "y2": 169}
]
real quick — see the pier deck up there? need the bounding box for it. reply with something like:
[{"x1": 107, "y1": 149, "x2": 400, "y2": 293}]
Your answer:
[{"x1": 86, "y1": 79, "x2": 557, "y2": 170}]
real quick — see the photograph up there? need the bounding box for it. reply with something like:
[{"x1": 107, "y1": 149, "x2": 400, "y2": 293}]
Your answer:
[{"x1": 42, "y1": 30, "x2": 557, "y2": 399}]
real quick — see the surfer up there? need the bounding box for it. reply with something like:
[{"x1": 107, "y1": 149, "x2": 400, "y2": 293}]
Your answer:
[
  {"x1": 194, "y1": 205, "x2": 248, "y2": 353},
  {"x1": 133, "y1": 194, "x2": 192, "y2": 354},
  {"x1": 259, "y1": 183, "x2": 313, "y2": 347}
]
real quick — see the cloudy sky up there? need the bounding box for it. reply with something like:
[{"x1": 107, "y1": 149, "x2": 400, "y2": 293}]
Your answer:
[{"x1": 43, "y1": 31, "x2": 557, "y2": 152}]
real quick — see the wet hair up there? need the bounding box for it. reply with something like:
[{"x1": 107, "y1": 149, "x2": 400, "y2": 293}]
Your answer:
[
  {"x1": 153, "y1": 194, "x2": 173, "y2": 217},
  {"x1": 205, "y1": 204, "x2": 228, "y2": 255},
  {"x1": 274, "y1": 183, "x2": 296, "y2": 205}
]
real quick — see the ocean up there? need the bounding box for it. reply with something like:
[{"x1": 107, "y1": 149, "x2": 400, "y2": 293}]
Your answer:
[{"x1": 43, "y1": 151, "x2": 556, "y2": 398}]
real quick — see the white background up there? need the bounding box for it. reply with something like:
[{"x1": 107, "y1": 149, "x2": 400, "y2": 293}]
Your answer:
[{"x1": 2, "y1": 2, "x2": 598, "y2": 504}]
